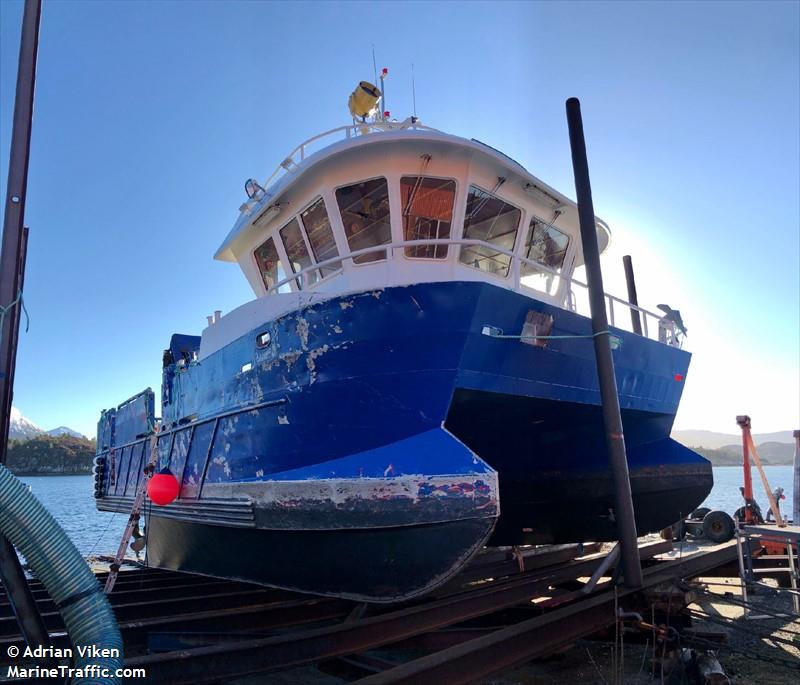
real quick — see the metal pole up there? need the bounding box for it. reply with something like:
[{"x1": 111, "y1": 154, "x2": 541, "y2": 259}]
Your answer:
[
  {"x1": 3, "y1": 228, "x2": 28, "y2": 449},
  {"x1": 565, "y1": 98, "x2": 642, "y2": 588},
  {"x1": 793, "y1": 429, "x2": 799, "y2": 525},
  {"x1": 737, "y1": 415, "x2": 754, "y2": 523},
  {"x1": 0, "y1": 0, "x2": 40, "y2": 453},
  {"x1": 622, "y1": 255, "x2": 642, "y2": 335},
  {"x1": 0, "y1": 0, "x2": 51, "y2": 653}
]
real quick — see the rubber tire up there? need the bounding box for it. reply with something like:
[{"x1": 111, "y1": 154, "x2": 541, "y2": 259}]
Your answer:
[
  {"x1": 690, "y1": 507, "x2": 711, "y2": 521},
  {"x1": 702, "y1": 511, "x2": 735, "y2": 543}
]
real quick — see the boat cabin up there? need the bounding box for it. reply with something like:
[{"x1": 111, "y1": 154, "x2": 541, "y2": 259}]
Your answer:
[
  {"x1": 216, "y1": 121, "x2": 609, "y2": 310},
  {"x1": 205, "y1": 121, "x2": 685, "y2": 359}
]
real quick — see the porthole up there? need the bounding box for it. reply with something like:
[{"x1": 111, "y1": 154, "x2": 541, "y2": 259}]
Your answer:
[{"x1": 256, "y1": 331, "x2": 272, "y2": 348}]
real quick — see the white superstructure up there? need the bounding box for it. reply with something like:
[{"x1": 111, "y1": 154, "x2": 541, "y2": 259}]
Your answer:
[{"x1": 202, "y1": 118, "x2": 674, "y2": 359}]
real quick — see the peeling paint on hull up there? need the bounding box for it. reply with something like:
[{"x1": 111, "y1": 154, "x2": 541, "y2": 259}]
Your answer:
[{"x1": 96, "y1": 280, "x2": 711, "y2": 601}]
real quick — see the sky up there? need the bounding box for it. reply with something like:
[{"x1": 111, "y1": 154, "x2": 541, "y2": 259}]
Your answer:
[{"x1": 1, "y1": 0, "x2": 798, "y2": 438}]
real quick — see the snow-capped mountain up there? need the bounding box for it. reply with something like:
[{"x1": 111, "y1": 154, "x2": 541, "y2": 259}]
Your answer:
[
  {"x1": 8, "y1": 407, "x2": 86, "y2": 442},
  {"x1": 46, "y1": 426, "x2": 86, "y2": 439},
  {"x1": 9, "y1": 406, "x2": 43, "y2": 441}
]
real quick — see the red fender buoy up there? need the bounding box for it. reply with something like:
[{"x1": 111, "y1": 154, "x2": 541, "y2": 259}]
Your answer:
[{"x1": 147, "y1": 468, "x2": 180, "y2": 505}]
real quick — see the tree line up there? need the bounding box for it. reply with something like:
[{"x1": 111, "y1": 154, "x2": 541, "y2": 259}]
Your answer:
[{"x1": 5, "y1": 435, "x2": 95, "y2": 475}]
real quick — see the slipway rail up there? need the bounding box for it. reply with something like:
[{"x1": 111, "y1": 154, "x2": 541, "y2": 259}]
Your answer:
[{"x1": 0, "y1": 539, "x2": 752, "y2": 685}]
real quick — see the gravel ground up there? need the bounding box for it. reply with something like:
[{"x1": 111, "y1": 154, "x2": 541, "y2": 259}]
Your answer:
[{"x1": 683, "y1": 576, "x2": 799, "y2": 685}]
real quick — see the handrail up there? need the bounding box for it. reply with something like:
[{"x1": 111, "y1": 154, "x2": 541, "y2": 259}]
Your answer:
[
  {"x1": 253, "y1": 120, "x2": 440, "y2": 202},
  {"x1": 262, "y1": 237, "x2": 682, "y2": 347}
]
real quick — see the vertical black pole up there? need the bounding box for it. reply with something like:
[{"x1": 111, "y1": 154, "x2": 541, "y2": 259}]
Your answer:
[
  {"x1": 622, "y1": 255, "x2": 643, "y2": 335},
  {"x1": 792, "y1": 429, "x2": 799, "y2": 525},
  {"x1": 0, "y1": 0, "x2": 51, "y2": 652},
  {"x1": 566, "y1": 98, "x2": 642, "y2": 588},
  {"x1": 0, "y1": 0, "x2": 40, "y2": 451},
  {"x1": 6, "y1": 228, "x2": 28, "y2": 441}
]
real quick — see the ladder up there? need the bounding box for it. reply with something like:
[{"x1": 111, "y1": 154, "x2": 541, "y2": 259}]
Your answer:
[
  {"x1": 103, "y1": 428, "x2": 159, "y2": 594},
  {"x1": 735, "y1": 523, "x2": 800, "y2": 619}
]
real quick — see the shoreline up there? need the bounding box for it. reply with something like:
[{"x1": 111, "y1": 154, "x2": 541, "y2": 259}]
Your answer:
[{"x1": 10, "y1": 470, "x2": 91, "y2": 477}]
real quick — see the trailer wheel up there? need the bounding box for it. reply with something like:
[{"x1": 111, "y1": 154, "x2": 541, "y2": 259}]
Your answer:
[
  {"x1": 690, "y1": 507, "x2": 711, "y2": 521},
  {"x1": 702, "y1": 511, "x2": 735, "y2": 543}
]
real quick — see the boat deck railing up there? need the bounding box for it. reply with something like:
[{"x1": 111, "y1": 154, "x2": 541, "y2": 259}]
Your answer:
[
  {"x1": 256, "y1": 119, "x2": 439, "y2": 199},
  {"x1": 266, "y1": 237, "x2": 683, "y2": 348}
]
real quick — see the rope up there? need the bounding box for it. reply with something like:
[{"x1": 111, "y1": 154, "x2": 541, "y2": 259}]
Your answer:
[
  {"x1": 85, "y1": 508, "x2": 119, "y2": 558},
  {"x1": 0, "y1": 289, "x2": 30, "y2": 348},
  {"x1": 490, "y1": 330, "x2": 616, "y2": 342}
]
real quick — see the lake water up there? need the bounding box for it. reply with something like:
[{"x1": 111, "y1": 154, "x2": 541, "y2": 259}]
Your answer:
[{"x1": 16, "y1": 465, "x2": 798, "y2": 558}]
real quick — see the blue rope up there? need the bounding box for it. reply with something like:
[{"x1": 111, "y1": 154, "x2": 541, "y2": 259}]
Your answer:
[{"x1": 0, "y1": 289, "x2": 30, "y2": 348}]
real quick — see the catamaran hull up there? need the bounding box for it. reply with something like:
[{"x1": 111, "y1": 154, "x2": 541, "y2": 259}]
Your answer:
[
  {"x1": 96, "y1": 281, "x2": 712, "y2": 601},
  {"x1": 144, "y1": 515, "x2": 495, "y2": 602},
  {"x1": 445, "y1": 388, "x2": 712, "y2": 544}
]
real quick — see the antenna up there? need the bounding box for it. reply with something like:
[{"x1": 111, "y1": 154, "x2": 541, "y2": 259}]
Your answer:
[
  {"x1": 371, "y1": 45, "x2": 381, "y2": 121},
  {"x1": 411, "y1": 63, "x2": 417, "y2": 119}
]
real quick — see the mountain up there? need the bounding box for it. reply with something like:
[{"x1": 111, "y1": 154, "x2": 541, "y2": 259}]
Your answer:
[
  {"x1": 734, "y1": 441, "x2": 795, "y2": 462},
  {"x1": 672, "y1": 429, "x2": 795, "y2": 450},
  {"x1": 46, "y1": 426, "x2": 86, "y2": 439},
  {"x1": 8, "y1": 407, "x2": 43, "y2": 441},
  {"x1": 5, "y1": 434, "x2": 94, "y2": 475},
  {"x1": 7, "y1": 407, "x2": 86, "y2": 443},
  {"x1": 673, "y1": 430, "x2": 796, "y2": 466}
]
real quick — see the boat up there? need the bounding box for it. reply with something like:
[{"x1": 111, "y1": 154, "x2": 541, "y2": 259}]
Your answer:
[{"x1": 94, "y1": 80, "x2": 713, "y2": 602}]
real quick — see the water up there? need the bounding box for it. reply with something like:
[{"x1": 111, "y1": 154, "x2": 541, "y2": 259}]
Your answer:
[
  {"x1": 17, "y1": 466, "x2": 797, "y2": 558},
  {"x1": 19, "y1": 475, "x2": 128, "y2": 558},
  {"x1": 699, "y1": 465, "x2": 795, "y2": 519}
]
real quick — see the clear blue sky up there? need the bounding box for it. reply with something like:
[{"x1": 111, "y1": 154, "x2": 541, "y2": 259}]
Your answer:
[{"x1": 2, "y1": 0, "x2": 798, "y2": 437}]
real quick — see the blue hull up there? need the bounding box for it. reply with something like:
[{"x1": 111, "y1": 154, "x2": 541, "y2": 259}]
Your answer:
[{"x1": 96, "y1": 281, "x2": 711, "y2": 599}]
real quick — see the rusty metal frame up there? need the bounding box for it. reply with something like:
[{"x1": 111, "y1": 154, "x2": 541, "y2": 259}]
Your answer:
[
  {"x1": 119, "y1": 541, "x2": 680, "y2": 684},
  {"x1": 0, "y1": 539, "x2": 747, "y2": 685}
]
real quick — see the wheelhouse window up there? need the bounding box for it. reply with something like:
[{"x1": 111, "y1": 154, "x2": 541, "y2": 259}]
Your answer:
[
  {"x1": 400, "y1": 176, "x2": 455, "y2": 259},
  {"x1": 459, "y1": 185, "x2": 521, "y2": 277},
  {"x1": 335, "y1": 178, "x2": 391, "y2": 264},
  {"x1": 520, "y1": 219, "x2": 571, "y2": 295},
  {"x1": 279, "y1": 218, "x2": 318, "y2": 289},
  {"x1": 300, "y1": 197, "x2": 340, "y2": 277},
  {"x1": 254, "y1": 236, "x2": 290, "y2": 294}
]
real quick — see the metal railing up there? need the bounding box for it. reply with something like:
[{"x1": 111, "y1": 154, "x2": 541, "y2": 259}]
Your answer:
[
  {"x1": 264, "y1": 238, "x2": 682, "y2": 347},
  {"x1": 249, "y1": 119, "x2": 438, "y2": 205}
]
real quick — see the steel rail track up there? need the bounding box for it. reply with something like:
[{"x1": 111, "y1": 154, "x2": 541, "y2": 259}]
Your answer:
[
  {"x1": 5, "y1": 538, "x2": 741, "y2": 685},
  {"x1": 351, "y1": 541, "x2": 745, "y2": 684},
  {"x1": 118, "y1": 541, "x2": 678, "y2": 684}
]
